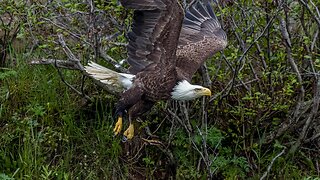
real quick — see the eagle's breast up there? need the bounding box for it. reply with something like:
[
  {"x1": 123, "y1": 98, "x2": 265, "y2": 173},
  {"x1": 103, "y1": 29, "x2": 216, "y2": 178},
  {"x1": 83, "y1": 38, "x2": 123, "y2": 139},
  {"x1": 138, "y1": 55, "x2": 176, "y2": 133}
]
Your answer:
[{"x1": 136, "y1": 63, "x2": 177, "y2": 101}]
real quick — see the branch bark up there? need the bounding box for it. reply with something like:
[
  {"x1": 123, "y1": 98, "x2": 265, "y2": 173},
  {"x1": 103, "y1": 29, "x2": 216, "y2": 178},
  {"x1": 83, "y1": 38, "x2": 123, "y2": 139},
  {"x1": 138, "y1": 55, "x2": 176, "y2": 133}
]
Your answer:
[
  {"x1": 278, "y1": 15, "x2": 305, "y2": 122},
  {"x1": 260, "y1": 148, "x2": 286, "y2": 180},
  {"x1": 30, "y1": 58, "x2": 82, "y2": 70}
]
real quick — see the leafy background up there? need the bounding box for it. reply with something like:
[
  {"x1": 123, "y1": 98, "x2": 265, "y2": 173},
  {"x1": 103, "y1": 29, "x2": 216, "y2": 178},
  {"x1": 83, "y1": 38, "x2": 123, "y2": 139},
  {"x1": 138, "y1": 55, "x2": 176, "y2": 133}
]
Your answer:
[{"x1": 1, "y1": 0, "x2": 320, "y2": 179}]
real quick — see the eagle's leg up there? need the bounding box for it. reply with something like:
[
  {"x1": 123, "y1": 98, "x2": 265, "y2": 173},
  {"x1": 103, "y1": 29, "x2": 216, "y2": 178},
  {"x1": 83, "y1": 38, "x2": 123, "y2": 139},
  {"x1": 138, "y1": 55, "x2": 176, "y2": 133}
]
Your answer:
[
  {"x1": 123, "y1": 113, "x2": 134, "y2": 140},
  {"x1": 123, "y1": 100, "x2": 154, "y2": 140},
  {"x1": 113, "y1": 114, "x2": 123, "y2": 135},
  {"x1": 115, "y1": 86, "x2": 144, "y2": 138}
]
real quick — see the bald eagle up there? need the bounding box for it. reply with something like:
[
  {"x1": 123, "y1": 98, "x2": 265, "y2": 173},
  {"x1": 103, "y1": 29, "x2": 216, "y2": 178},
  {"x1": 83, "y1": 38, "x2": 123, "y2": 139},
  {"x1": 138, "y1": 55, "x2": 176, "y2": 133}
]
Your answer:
[{"x1": 85, "y1": 0, "x2": 227, "y2": 140}]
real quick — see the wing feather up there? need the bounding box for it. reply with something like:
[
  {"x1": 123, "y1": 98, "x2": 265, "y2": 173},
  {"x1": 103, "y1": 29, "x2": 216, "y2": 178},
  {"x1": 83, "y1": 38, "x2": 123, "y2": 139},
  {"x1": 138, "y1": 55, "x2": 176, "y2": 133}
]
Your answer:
[
  {"x1": 120, "y1": 0, "x2": 166, "y2": 10},
  {"x1": 120, "y1": 0, "x2": 183, "y2": 74},
  {"x1": 176, "y1": 0, "x2": 227, "y2": 81}
]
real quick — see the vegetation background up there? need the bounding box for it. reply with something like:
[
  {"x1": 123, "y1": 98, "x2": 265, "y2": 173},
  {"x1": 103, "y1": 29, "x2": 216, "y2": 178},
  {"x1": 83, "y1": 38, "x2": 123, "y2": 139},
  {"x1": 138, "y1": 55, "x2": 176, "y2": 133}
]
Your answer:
[{"x1": 1, "y1": 0, "x2": 320, "y2": 179}]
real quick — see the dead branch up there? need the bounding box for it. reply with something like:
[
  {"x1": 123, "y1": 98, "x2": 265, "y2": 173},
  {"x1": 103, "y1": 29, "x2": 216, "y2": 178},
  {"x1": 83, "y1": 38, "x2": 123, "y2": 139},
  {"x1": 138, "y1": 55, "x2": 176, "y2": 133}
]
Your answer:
[
  {"x1": 55, "y1": 61, "x2": 91, "y2": 101},
  {"x1": 54, "y1": 34, "x2": 92, "y2": 100},
  {"x1": 42, "y1": 17, "x2": 88, "y2": 44},
  {"x1": 305, "y1": 132, "x2": 320, "y2": 144},
  {"x1": 99, "y1": 47, "x2": 127, "y2": 73},
  {"x1": 57, "y1": 34, "x2": 84, "y2": 70},
  {"x1": 260, "y1": 147, "x2": 286, "y2": 180},
  {"x1": 264, "y1": 100, "x2": 314, "y2": 144},
  {"x1": 30, "y1": 58, "x2": 82, "y2": 70},
  {"x1": 167, "y1": 104, "x2": 191, "y2": 135},
  {"x1": 298, "y1": 0, "x2": 320, "y2": 27},
  {"x1": 311, "y1": 29, "x2": 319, "y2": 51},
  {"x1": 200, "y1": 63, "x2": 212, "y2": 87},
  {"x1": 278, "y1": 15, "x2": 305, "y2": 122},
  {"x1": 289, "y1": 78, "x2": 320, "y2": 155},
  {"x1": 234, "y1": 78, "x2": 259, "y2": 88},
  {"x1": 254, "y1": 41, "x2": 267, "y2": 70},
  {"x1": 200, "y1": 96, "x2": 210, "y2": 177}
]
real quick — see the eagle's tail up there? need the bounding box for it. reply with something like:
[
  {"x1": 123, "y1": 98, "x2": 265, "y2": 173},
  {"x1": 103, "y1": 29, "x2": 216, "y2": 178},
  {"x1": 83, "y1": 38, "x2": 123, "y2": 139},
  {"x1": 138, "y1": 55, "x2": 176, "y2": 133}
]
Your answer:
[{"x1": 84, "y1": 61, "x2": 134, "y2": 93}]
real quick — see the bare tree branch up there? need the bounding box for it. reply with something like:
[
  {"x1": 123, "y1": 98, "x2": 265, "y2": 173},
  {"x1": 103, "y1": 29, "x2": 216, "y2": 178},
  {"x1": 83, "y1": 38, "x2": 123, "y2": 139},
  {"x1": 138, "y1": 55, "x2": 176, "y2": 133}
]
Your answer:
[
  {"x1": 99, "y1": 47, "x2": 127, "y2": 73},
  {"x1": 57, "y1": 34, "x2": 84, "y2": 71},
  {"x1": 54, "y1": 61, "x2": 91, "y2": 101},
  {"x1": 289, "y1": 77, "x2": 320, "y2": 155},
  {"x1": 298, "y1": 0, "x2": 320, "y2": 27},
  {"x1": 260, "y1": 148, "x2": 286, "y2": 180},
  {"x1": 278, "y1": 15, "x2": 305, "y2": 122},
  {"x1": 30, "y1": 58, "x2": 82, "y2": 70}
]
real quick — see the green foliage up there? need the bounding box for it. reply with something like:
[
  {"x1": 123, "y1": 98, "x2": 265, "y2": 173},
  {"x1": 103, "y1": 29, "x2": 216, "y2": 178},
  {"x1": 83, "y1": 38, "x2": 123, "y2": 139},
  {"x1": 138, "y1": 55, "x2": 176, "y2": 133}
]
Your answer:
[
  {"x1": 171, "y1": 127, "x2": 249, "y2": 179},
  {"x1": 0, "y1": 173, "x2": 14, "y2": 180},
  {"x1": 304, "y1": 177, "x2": 320, "y2": 180},
  {"x1": 1, "y1": 0, "x2": 320, "y2": 179},
  {"x1": 0, "y1": 55, "x2": 122, "y2": 179},
  {"x1": 0, "y1": 69, "x2": 17, "y2": 80}
]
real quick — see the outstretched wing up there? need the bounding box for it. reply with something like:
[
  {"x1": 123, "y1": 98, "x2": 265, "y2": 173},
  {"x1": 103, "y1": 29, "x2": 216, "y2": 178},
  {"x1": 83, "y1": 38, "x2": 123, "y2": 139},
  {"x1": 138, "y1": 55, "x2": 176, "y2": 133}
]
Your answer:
[
  {"x1": 121, "y1": 0, "x2": 184, "y2": 74},
  {"x1": 176, "y1": 0, "x2": 227, "y2": 81}
]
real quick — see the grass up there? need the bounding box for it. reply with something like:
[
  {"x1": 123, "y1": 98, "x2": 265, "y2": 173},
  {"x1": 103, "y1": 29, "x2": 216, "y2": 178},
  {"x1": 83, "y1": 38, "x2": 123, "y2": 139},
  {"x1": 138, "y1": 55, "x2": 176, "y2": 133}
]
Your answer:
[{"x1": 0, "y1": 52, "x2": 124, "y2": 179}]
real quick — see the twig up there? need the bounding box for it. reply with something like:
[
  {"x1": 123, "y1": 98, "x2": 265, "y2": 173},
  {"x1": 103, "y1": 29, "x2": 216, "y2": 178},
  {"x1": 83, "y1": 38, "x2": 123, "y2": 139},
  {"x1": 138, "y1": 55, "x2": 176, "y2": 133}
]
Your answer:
[
  {"x1": 278, "y1": 15, "x2": 305, "y2": 122},
  {"x1": 54, "y1": 61, "x2": 91, "y2": 101},
  {"x1": 200, "y1": 63, "x2": 212, "y2": 87},
  {"x1": 30, "y1": 58, "x2": 82, "y2": 70},
  {"x1": 264, "y1": 100, "x2": 314, "y2": 144},
  {"x1": 289, "y1": 77, "x2": 320, "y2": 155},
  {"x1": 305, "y1": 132, "x2": 320, "y2": 143},
  {"x1": 55, "y1": 34, "x2": 94, "y2": 100},
  {"x1": 30, "y1": 58, "x2": 121, "y2": 94},
  {"x1": 298, "y1": 0, "x2": 320, "y2": 27},
  {"x1": 234, "y1": 78, "x2": 259, "y2": 88},
  {"x1": 255, "y1": 41, "x2": 267, "y2": 69},
  {"x1": 200, "y1": 96, "x2": 211, "y2": 177},
  {"x1": 179, "y1": 101, "x2": 192, "y2": 132},
  {"x1": 311, "y1": 29, "x2": 319, "y2": 51},
  {"x1": 80, "y1": 75, "x2": 87, "y2": 98},
  {"x1": 167, "y1": 108, "x2": 191, "y2": 135},
  {"x1": 99, "y1": 47, "x2": 127, "y2": 73},
  {"x1": 88, "y1": 0, "x2": 99, "y2": 61},
  {"x1": 211, "y1": 6, "x2": 281, "y2": 102},
  {"x1": 109, "y1": 42, "x2": 128, "y2": 46},
  {"x1": 57, "y1": 34, "x2": 84, "y2": 71},
  {"x1": 141, "y1": 138, "x2": 177, "y2": 177},
  {"x1": 260, "y1": 147, "x2": 286, "y2": 180},
  {"x1": 42, "y1": 17, "x2": 90, "y2": 45}
]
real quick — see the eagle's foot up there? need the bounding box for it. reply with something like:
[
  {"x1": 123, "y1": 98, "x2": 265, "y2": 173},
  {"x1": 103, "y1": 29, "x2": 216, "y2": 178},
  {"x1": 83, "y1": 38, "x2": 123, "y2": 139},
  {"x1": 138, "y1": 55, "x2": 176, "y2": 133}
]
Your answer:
[
  {"x1": 123, "y1": 123, "x2": 134, "y2": 140},
  {"x1": 113, "y1": 116, "x2": 123, "y2": 135}
]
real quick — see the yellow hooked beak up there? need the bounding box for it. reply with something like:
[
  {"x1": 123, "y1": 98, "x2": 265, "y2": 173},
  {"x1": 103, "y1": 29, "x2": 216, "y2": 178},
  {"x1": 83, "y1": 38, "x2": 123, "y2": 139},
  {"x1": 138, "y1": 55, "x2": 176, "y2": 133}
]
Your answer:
[{"x1": 198, "y1": 87, "x2": 212, "y2": 96}]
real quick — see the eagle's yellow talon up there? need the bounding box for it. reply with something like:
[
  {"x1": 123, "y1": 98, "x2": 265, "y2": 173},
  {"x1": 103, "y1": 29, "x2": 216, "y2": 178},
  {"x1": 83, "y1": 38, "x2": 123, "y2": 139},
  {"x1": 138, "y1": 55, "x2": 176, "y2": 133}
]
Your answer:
[
  {"x1": 113, "y1": 116, "x2": 123, "y2": 135},
  {"x1": 124, "y1": 123, "x2": 134, "y2": 140}
]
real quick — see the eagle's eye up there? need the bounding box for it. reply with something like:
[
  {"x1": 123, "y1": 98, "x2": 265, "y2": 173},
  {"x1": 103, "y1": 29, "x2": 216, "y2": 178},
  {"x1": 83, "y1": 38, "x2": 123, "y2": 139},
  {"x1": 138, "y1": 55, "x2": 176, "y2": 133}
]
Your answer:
[{"x1": 194, "y1": 88, "x2": 202, "y2": 91}]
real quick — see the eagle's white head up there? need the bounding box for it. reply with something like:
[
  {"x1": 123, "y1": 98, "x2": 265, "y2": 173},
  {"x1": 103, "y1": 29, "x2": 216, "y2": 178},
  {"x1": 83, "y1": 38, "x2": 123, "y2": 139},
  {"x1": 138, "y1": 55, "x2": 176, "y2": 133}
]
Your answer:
[{"x1": 171, "y1": 80, "x2": 212, "y2": 100}]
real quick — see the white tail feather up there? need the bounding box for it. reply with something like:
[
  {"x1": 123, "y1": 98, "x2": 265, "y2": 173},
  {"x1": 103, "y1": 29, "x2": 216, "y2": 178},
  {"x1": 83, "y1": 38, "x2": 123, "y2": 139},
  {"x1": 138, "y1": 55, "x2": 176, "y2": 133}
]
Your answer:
[{"x1": 84, "y1": 61, "x2": 134, "y2": 93}]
